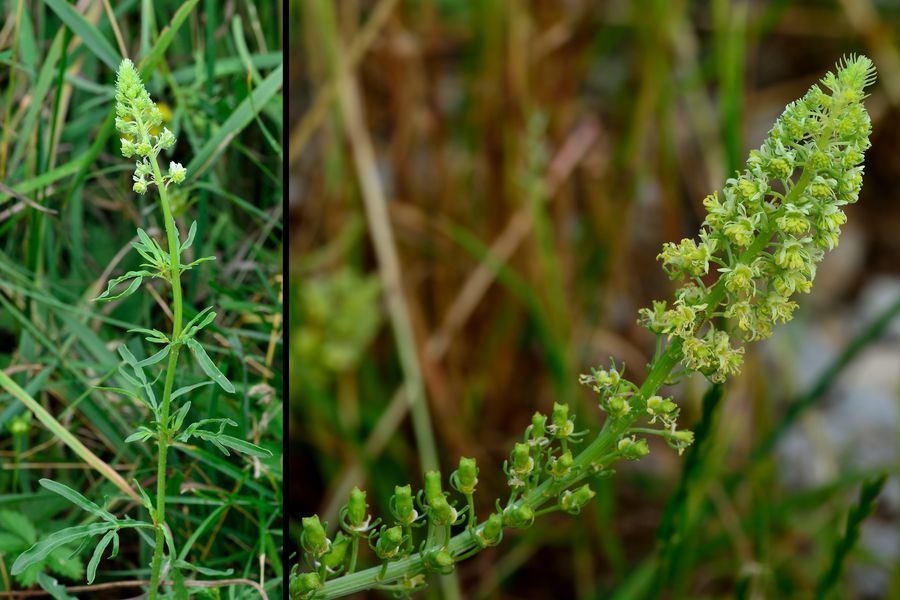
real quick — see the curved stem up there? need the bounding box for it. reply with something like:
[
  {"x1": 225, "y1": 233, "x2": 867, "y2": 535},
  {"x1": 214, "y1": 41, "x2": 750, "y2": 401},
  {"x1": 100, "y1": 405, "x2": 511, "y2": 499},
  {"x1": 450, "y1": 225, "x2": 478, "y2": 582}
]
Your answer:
[{"x1": 147, "y1": 153, "x2": 183, "y2": 600}]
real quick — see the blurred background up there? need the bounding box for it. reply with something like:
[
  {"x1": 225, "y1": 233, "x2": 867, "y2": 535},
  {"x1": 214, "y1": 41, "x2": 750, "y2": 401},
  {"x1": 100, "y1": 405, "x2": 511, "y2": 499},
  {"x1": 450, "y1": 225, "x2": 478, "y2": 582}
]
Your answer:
[{"x1": 292, "y1": 1, "x2": 900, "y2": 598}]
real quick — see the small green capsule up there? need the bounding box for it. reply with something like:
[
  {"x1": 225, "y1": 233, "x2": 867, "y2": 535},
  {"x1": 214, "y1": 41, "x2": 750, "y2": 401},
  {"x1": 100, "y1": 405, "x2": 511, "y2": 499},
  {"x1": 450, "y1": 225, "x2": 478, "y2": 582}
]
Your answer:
[
  {"x1": 428, "y1": 495, "x2": 457, "y2": 526},
  {"x1": 290, "y1": 571, "x2": 321, "y2": 599},
  {"x1": 301, "y1": 515, "x2": 329, "y2": 555},
  {"x1": 456, "y1": 457, "x2": 478, "y2": 494},
  {"x1": 549, "y1": 450, "x2": 573, "y2": 480},
  {"x1": 617, "y1": 436, "x2": 650, "y2": 460},
  {"x1": 530, "y1": 412, "x2": 546, "y2": 440},
  {"x1": 551, "y1": 402, "x2": 569, "y2": 431},
  {"x1": 560, "y1": 484, "x2": 596, "y2": 514},
  {"x1": 511, "y1": 443, "x2": 532, "y2": 473},
  {"x1": 392, "y1": 484, "x2": 416, "y2": 523},
  {"x1": 503, "y1": 504, "x2": 534, "y2": 529},
  {"x1": 321, "y1": 532, "x2": 351, "y2": 569},
  {"x1": 480, "y1": 513, "x2": 503, "y2": 545},
  {"x1": 425, "y1": 548, "x2": 454, "y2": 569},
  {"x1": 376, "y1": 525, "x2": 403, "y2": 558},
  {"x1": 424, "y1": 471, "x2": 443, "y2": 506},
  {"x1": 347, "y1": 487, "x2": 368, "y2": 528}
]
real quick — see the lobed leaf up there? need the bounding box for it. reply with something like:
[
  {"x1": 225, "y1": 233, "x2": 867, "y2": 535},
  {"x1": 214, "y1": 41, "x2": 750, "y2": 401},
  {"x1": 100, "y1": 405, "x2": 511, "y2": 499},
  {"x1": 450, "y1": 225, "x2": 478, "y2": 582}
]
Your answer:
[
  {"x1": 94, "y1": 270, "x2": 152, "y2": 302},
  {"x1": 11, "y1": 522, "x2": 116, "y2": 576}
]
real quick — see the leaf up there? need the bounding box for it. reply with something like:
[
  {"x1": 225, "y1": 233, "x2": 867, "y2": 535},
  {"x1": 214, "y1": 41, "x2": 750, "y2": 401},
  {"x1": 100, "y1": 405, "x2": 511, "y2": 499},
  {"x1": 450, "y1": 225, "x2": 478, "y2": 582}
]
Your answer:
[
  {"x1": 86, "y1": 530, "x2": 115, "y2": 584},
  {"x1": 183, "y1": 256, "x2": 216, "y2": 270},
  {"x1": 170, "y1": 381, "x2": 214, "y2": 401},
  {"x1": 186, "y1": 339, "x2": 235, "y2": 393},
  {"x1": 173, "y1": 558, "x2": 233, "y2": 576},
  {"x1": 94, "y1": 386, "x2": 139, "y2": 400},
  {"x1": 133, "y1": 479, "x2": 154, "y2": 514},
  {"x1": 180, "y1": 221, "x2": 198, "y2": 252},
  {"x1": 136, "y1": 344, "x2": 172, "y2": 368},
  {"x1": 171, "y1": 401, "x2": 191, "y2": 432},
  {"x1": 124, "y1": 427, "x2": 155, "y2": 443},
  {"x1": 127, "y1": 327, "x2": 170, "y2": 344},
  {"x1": 94, "y1": 271, "x2": 152, "y2": 302},
  {"x1": 118, "y1": 345, "x2": 158, "y2": 413},
  {"x1": 182, "y1": 307, "x2": 216, "y2": 340},
  {"x1": 39, "y1": 479, "x2": 117, "y2": 523},
  {"x1": 214, "y1": 434, "x2": 272, "y2": 458},
  {"x1": 42, "y1": 0, "x2": 120, "y2": 70},
  {"x1": 36, "y1": 573, "x2": 78, "y2": 600},
  {"x1": 0, "y1": 510, "x2": 36, "y2": 546},
  {"x1": 11, "y1": 522, "x2": 116, "y2": 576}
]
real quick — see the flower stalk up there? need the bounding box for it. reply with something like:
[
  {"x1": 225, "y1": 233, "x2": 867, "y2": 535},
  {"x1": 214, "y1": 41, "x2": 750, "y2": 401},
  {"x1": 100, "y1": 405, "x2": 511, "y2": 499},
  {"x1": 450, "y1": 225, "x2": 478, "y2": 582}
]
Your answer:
[{"x1": 292, "y1": 55, "x2": 877, "y2": 600}]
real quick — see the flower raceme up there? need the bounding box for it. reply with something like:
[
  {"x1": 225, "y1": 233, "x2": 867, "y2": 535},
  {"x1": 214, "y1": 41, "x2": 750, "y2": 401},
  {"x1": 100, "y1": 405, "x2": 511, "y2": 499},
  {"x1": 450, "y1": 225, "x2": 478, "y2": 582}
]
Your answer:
[
  {"x1": 115, "y1": 59, "x2": 185, "y2": 194},
  {"x1": 291, "y1": 56, "x2": 876, "y2": 600},
  {"x1": 640, "y1": 54, "x2": 875, "y2": 382}
]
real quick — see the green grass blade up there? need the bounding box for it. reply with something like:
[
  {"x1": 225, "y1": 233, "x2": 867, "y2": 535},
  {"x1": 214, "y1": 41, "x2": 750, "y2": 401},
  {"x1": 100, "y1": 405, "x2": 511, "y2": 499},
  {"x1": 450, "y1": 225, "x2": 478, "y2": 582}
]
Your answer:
[
  {"x1": 86, "y1": 530, "x2": 116, "y2": 583},
  {"x1": 42, "y1": 0, "x2": 120, "y2": 70},
  {"x1": 815, "y1": 475, "x2": 888, "y2": 600},
  {"x1": 186, "y1": 63, "x2": 283, "y2": 178}
]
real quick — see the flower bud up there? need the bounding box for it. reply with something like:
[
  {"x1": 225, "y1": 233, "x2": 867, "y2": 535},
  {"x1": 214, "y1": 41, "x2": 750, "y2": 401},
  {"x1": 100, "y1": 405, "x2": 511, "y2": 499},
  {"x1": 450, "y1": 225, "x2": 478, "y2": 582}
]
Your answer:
[
  {"x1": 169, "y1": 161, "x2": 186, "y2": 184},
  {"x1": 133, "y1": 179, "x2": 147, "y2": 195}
]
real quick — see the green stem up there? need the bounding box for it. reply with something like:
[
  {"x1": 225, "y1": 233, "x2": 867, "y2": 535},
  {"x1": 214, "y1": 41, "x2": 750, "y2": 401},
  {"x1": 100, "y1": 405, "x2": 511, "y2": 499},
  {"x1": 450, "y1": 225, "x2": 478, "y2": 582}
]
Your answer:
[{"x1": 147, "y1": 153, "x2": 183, "y2": 600}]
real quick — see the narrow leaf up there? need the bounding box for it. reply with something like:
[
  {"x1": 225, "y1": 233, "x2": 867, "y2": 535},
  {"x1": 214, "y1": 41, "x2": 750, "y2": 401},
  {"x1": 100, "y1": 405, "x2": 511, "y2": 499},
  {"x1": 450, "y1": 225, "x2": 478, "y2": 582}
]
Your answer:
[
  {"x1": 136, "y1": 344, "x2": 171, "y2": 368},
  {"x1": 186, "y1": 339, "x2": 235, "y2": 393},
  {"x1": 170, "y1": 381, "x2": 213, "y2": 401},
  {"x1": 171, "y1": 401, "x2": 191, "y2": 432},
  {"x1": 86, "y1": 530, "x2": 115, "y2": 584},
  {"x1": 180, "y1": 221, "x2": 198, "y2": 252},
  {"x1": 173, "y1": 559, "x2": 233, "y2": 576},
  {"x1": 39, "y1": 479, "x2": 116, "y2": 523},
  {"x1": 215, "y1": 434, "x2": 272, "y2": 458}
]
